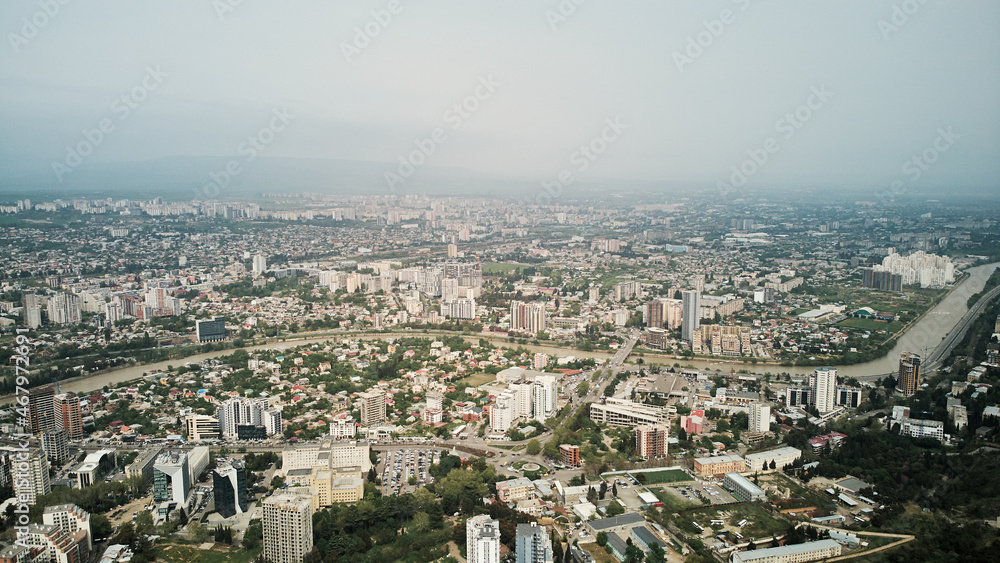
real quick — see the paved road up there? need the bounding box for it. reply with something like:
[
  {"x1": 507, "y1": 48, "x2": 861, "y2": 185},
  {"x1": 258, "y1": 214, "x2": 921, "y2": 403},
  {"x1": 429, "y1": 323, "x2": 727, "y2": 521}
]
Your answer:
[{"x1": 926, "y1": 282, "x2": 1000, "y2": 369}]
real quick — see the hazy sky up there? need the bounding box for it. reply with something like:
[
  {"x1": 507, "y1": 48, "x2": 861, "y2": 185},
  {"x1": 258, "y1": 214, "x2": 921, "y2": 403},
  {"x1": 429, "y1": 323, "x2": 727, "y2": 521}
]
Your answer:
[{"x1": 1, "y1": 0, "x2": 998, "y2": 192}]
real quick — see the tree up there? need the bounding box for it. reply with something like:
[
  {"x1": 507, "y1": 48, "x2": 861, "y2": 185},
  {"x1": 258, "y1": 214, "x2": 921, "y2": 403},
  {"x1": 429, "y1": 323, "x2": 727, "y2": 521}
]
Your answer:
[
  {"x1": 91, "y1": 514, "x2": 113, "y2": 540},
  {"x1": 188, "y1": 521, "x2": 209, "y2": 542},
  {"x1": 606, "y1": 500, "x2": 625, "y2": 517},
  {"x1": 769, "y1": 460, "x2": 776, "y2": 470},
  {"x1": 648, "y1": 543, "x2": 666, "y2": 563},
  {"x1": 596, "y1": 531, "x2": 609, "y2": 546},
  {"x1": 599, "y1": 481, "x2": 608, "y2": 500},
  {"x1": 135, "y1": 511, "x2": 154, "y2": 535},
  {"x1": 624, "y1": 543, "x2": 645, "y2": 563},
  {"x1": 526, "y1": 439, "x2": 542, "y2": 455}
]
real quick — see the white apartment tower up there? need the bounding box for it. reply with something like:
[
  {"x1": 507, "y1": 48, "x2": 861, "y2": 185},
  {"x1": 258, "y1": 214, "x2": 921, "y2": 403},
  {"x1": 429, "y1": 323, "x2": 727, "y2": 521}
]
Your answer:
[
  {"x1": 533, "y1": 375, "x2": 558, "y2": 423},
  {"x1": 811, "y1": 367, "x2": 838, "y2": 414},
  {"x1": 749, "y1": 402, "x2": 771, "y2": 433},
  {"x1": 467, "y1": 515, "x2": 501, "y2": 563},
  {"x1": 263, "y1": 493, "x2": 314, "y2": 563},
  {"x1": 681, "y1": 290, "x2": 701, "y2": 343}
]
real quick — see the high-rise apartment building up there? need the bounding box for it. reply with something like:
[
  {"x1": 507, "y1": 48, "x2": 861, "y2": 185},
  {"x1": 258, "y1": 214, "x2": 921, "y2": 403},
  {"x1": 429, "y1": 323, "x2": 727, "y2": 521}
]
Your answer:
[
  {"x1": 42, "y1": 504, "x2": 92, "y2": 557},
  {"x1": 749, "y1": 403, "x2": 771, "y2": 433},
  {"x1": 54, "y1": 392, "x2": 83, "y2": 439},
  {"x1": 252, "y1": 254, "x2": 268, "y2": 276},
  {"x1": 41, "y1": 428, "x2": 70, "y2": 464},
  {"x1": 635, "y1": 424, "x2": 668, "y2": 459},
  {"x1": 467, "y1": 515, "x2": 501, "y2": 563},
  {"x1": 13, "y1": 448, "x2": 51, "y2": 505},
  {"x1": 516, "y1": 522, "x2": 554, "y2": 563},
  {"x1": 681, "y1": 290, "x2": 701, "y2": 343},
  {"x1": 811, "y1": 367, "x2": 837, "y2": 414},
  {"x1": 490, "y1": 392, "x2": 515, "y2": 434},
  {"x1": 510, "y1": 300, "x2": 546, "y2": 335},
  {"x1": 533, "y1": 375, "x2": 558, "y2": 423},
  {"x1": 47, "y1": 292, "x2": 81, "y2": 326},
  {"x1": 28, "y1": 385, "x2": 56, "y2": 434},
  {"x1": 899, "y1": 352, "x2": 921, "y2": 396},
  {"x1": 263, "y1": 493, "x2": 314, "y2": 563},
  {"x1": 358, "y1": 390, "x2": 387, "y2": 427}
]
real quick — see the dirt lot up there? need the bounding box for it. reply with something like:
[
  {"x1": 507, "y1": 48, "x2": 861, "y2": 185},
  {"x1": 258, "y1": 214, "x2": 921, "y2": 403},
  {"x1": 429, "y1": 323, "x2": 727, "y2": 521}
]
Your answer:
[{"x1": 105, "y1": 495, "x2": 153, "y2": 527}]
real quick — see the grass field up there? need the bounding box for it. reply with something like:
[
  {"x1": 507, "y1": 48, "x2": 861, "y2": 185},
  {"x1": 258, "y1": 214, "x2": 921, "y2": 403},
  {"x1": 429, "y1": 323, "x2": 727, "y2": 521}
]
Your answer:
[
  {"x1": 155, "y1": 544, "x2": 261, "y2": 563},
  {"x1": 639, "y1": 469, "x2": 691, "y2": 484},
  {"x1": 652, "y1": 487, "x2": 698, "y2": 511},
  {"x1": 837, "y1": 318, "x2": 905, "y2": 333},
  {"x1": 456, "y1": 373, "x2": 495, "y2": 387}
]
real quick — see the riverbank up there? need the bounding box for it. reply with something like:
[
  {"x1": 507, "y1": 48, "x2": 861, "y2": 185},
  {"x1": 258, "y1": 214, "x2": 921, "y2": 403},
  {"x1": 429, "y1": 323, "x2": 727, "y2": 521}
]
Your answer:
[{"x1": 3, "y1": 262, "x2": 995, "y2": 404}]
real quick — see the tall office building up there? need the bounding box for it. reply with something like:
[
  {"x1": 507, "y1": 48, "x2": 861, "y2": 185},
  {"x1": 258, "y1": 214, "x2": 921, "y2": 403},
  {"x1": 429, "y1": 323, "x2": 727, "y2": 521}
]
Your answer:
[
  {"x1": 516, "y1": 522, "x2": 554, "y2": 563},
  {"x1": 213, "y1": 460, "x2": 248, "y2": 518},
  {"x1": 635, "y1": 424, "x2": 668, "y2": 459},
  {"x1": 263, "y1": 493, "x2": 314, "y2": 563},
  {"x1": 811, "y1": 367, "x2": 837, "y2": 414},
  {"x1": 54, "y1": 392, "x2": 83, "y2": 439},
  {"x1": 748, "y1": 403, "x2": 771, "y2": 433},
  {"x1": 681, "y1": 290, "x2": 701, "y2": 343},
  {"x1": 467, "y1": 515, "x2": 501, "y2": 563},
  {"x1": 510, "y1": 300, "x2": 546, "y2": 335},
  {"x1": 28, "y1": 385, "x2": 56, "y2": 434},
  {"x1": 358, "y1": 390, "x2": 387, "y2": 427},
  {"x1": 196, "y1": 317, "x2": 226, "y2": 342},
  {"x1": 153, "y1": 451, "x2": 191, "y2": 517},
  {"x1": 899, "y1": 352, "x2": 921, "y2": 396},
  {"x1": 532, "y1": 375, "x2": 558, "y2": 423}
]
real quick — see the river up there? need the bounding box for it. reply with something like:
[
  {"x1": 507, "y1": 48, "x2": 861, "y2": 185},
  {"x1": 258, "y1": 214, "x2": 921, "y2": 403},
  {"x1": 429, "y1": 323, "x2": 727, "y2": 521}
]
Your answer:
[{"x1": 4, "y1": 262, "x2": 996, "y2": 402}]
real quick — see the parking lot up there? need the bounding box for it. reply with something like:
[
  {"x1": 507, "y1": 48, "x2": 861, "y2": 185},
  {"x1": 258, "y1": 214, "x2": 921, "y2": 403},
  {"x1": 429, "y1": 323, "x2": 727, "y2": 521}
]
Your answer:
[{"x1": 381, "y1": 449, "x2": 439, "y2": 495}]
